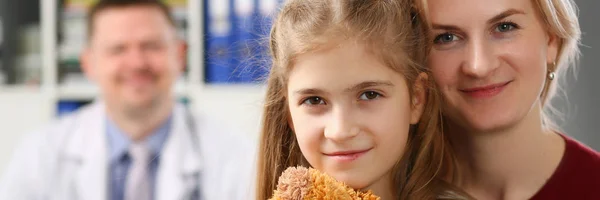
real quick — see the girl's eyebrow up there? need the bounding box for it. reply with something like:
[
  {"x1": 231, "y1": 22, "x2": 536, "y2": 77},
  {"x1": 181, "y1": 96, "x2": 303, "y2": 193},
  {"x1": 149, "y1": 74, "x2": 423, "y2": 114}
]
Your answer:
[
  {"x1": 343, "y1": 81, "x2": 394, "y2": 93},
  {"x1": 293, "y1": 80, "x2": 394, "y2": 96}
]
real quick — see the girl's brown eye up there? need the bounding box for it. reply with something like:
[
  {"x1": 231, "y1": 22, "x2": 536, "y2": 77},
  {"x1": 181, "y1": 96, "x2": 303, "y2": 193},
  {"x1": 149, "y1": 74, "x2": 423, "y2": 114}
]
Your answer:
[
  {"x1": 302, "y1": 97, "x2": 326, "y2": 105},
  {"x1": 359, "y1": 91, "x2": 381, "y2": 100}
]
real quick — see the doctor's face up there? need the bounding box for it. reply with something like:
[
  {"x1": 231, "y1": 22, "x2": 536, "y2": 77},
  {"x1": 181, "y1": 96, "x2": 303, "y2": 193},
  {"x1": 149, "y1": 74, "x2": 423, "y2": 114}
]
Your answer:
[
  {"x1": 82, "y1": 5, "x2": 186, "y2": 110},
  {"x1": 286, "y1": 42, "x2": 425, "y2": 194}
]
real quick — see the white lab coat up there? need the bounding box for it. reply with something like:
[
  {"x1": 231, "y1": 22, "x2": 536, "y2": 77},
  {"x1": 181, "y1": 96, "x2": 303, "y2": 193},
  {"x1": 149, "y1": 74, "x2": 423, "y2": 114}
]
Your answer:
[{"x1": 0, "y1": 101, "x2": 257, "y2": 200}]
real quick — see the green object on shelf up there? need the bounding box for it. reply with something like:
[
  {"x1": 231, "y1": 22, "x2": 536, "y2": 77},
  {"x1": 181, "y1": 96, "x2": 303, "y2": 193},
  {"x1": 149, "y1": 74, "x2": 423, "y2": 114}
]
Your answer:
[
  {"x1": 179, "y1": 97, "x2": 190, "y2": 105},
  {"x1": 65, "y1": 0, "x2": 188, "y2": 9},
  {"x1": 60, "y1": 58, "x2": 80, "y2": 69}
]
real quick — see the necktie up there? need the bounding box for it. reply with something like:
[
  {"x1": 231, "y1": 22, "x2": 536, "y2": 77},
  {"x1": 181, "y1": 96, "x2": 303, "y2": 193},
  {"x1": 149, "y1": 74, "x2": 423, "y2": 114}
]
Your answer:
[{"x1": 124, "y1": 142, "x2": 152, "y2": 200}]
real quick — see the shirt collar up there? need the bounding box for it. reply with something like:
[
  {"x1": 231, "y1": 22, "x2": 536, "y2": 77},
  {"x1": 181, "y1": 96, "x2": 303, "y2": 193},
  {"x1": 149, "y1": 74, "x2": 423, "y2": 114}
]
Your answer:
[{"x1": 106, "y1": 114, "x2": 173, "y2": 162}]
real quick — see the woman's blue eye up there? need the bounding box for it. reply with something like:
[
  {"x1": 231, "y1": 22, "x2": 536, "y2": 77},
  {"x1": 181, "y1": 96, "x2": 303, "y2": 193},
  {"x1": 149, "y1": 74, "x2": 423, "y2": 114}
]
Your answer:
[
  {"x1": 359, "y1": 91, "x2": 381, "y2": 100},
  {"x1": 302, "y1": 97, "x2": 325, "y2": 105},
  {"x1": 495, "y1": 22, "x2": 518, "y2": 32},
  {"x1": 434, "y1": 33, "x2": 458, "y2": 44}
]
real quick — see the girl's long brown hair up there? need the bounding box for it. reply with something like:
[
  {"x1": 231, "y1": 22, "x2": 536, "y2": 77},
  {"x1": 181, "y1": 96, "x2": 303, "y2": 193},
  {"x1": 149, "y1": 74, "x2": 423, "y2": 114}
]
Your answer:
[{"x1": 256, "y1": 0, "x2": 461, "y2": 199}]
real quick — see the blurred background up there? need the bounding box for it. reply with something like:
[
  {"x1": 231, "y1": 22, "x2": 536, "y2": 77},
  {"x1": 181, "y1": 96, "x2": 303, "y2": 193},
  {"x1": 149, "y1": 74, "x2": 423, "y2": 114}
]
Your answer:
[
  {"x1": 0, "y1": 0, "x2": 281, "y2": 173},
  {"x1": 0, "y1": 0, "x2": 597, "y2": 174}
]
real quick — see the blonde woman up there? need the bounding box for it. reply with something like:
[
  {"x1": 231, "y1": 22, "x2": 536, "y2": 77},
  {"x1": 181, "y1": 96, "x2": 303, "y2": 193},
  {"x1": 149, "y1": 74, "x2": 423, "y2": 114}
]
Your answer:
[{"x1": 414, "y1": 0, "x2": 600, "y2": 199}]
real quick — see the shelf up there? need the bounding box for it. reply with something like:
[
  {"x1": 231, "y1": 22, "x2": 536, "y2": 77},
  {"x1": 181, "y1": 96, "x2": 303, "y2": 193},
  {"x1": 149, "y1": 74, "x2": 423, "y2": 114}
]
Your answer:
[
  {"x1": 200, "y1": 83, "x2": 265, "y2": 92},
  {"x1": 0, "y1": 85, "x2": 42, "y2": 94},
  {"x1": 56, "y1": 83, "x2": 98, "y2": 100},
  {"x1": 57, "y1": 82, "x2": 189, "y2": 101},
  {"x1": 189, "y1": 83, "x2": 266, "y2": 107}
]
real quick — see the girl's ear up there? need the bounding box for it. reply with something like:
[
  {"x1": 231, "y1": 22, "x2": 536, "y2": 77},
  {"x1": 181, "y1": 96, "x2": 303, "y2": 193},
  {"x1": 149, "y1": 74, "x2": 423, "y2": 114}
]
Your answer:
[{"x1": 410, "y1": 73, "x2": 428, "y2": 125}]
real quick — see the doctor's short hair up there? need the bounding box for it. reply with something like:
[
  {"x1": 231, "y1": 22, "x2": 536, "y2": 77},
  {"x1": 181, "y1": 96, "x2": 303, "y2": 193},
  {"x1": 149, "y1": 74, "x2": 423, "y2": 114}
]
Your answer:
[{"x1": 86, "y1": 0, "x2": 176, "y2": 40}]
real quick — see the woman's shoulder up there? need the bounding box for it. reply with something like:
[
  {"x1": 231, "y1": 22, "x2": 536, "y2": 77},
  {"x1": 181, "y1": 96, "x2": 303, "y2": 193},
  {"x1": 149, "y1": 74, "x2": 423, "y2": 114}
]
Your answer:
[
  {"x1": 530, "y1": 134, "x2": 600, "y2": 200},
  {"x1": 561, "y1": 134, "x2": 600, "y2": 167},
  {"x1": 556, "y1": 134, "x2": 600, "y2": 183}
]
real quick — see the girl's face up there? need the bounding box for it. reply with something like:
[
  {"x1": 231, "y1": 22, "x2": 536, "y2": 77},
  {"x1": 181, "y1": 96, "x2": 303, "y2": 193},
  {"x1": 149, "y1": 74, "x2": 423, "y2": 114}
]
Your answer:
[
  {"x1": 286, "y1": 42, "x2": 426, "y2": 194},
  {"x1": 424, "y1": 0, "x2": 559, "y2": 133}
]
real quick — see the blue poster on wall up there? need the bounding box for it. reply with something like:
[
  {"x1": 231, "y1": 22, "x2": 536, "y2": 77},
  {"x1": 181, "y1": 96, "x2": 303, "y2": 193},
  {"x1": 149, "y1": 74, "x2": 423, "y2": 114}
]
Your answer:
[
  {"x1": 204, "y1": 0, "x2": 284, "y2": 84},
  {"x1": 204, "y1": 0, "x2": 235, "y2": 83}
]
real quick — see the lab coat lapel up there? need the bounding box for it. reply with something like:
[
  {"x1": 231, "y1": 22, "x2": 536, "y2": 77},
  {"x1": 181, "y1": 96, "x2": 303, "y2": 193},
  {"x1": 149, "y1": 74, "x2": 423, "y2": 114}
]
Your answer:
[
  {"x1": 156, "y1": 104, "x2": 202, "y2": 200},
  {"x1": 64, "y1": 102, "x2": 108, "y2": 200}
]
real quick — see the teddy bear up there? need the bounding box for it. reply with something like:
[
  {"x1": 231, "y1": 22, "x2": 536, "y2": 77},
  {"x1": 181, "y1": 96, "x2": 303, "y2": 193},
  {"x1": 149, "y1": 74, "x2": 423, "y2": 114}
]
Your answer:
[{"x1": 269, "y1": 166, "x2": 380, "y2": 200}]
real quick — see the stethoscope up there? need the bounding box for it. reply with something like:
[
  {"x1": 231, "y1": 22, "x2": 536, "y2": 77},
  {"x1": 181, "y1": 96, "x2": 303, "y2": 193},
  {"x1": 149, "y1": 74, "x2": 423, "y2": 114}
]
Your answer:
[{"x1": 183, "y1": 107, "x2": 202, "y2": 200}]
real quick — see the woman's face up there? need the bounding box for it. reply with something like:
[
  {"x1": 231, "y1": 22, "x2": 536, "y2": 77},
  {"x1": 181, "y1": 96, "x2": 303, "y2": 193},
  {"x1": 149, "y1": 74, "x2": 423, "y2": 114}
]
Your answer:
[{"x1": 425, "y1": 0, "x2": 559, "y2": 133}]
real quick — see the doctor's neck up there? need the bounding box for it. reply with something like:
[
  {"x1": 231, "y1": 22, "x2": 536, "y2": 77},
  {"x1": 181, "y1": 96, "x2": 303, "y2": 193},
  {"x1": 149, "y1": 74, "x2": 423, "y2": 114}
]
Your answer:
[{"x1": 105, "y1": 97, "x2": 174, "y2": 142}]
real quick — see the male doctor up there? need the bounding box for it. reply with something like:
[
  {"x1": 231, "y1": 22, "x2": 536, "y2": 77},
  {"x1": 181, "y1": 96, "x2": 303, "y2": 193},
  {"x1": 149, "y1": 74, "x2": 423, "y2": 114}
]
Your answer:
[{"x1": 0, "y1": 0, "x2": 256, "y2": 199}]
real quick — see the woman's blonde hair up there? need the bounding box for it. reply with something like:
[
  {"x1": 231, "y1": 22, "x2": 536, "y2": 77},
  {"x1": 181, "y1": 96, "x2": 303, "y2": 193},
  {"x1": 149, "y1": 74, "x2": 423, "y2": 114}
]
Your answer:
[
  {"x1": 414, "y1": 0, "x2": 581, "y2": 132},
  {"x1": 256, "y1": 0, "x2": 460, "y2": 199}
]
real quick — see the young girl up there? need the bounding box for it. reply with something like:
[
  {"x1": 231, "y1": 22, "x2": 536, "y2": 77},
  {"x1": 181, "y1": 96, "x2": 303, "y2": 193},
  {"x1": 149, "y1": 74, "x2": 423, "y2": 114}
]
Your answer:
[
  {"x1": 256, "y1": 0, "x2": 464, "y2": 199},
  {"x1": 414, "y1": 0, "x2": 600, "y2": 199}
]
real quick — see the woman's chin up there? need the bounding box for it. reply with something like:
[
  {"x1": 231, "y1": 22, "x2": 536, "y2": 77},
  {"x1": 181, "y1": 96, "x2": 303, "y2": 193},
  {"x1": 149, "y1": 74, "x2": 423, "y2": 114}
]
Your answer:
[{"x1": 463, "y1": 116, "x2": 521, "y2": 134}]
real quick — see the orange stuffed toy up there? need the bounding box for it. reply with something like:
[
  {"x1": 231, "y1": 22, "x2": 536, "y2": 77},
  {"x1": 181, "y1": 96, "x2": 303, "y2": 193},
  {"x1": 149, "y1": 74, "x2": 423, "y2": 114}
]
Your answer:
[{"x1": 269, "y1": 166, "x2": 380, "y2": 200}]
